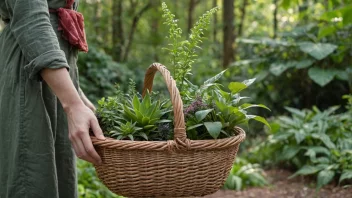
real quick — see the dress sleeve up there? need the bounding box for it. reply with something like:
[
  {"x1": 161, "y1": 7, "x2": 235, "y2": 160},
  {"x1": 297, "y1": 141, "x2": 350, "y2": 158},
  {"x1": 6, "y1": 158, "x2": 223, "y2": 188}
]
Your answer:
[{"x1": 6, "y1": 0, "x2": 70, "y2": 81}]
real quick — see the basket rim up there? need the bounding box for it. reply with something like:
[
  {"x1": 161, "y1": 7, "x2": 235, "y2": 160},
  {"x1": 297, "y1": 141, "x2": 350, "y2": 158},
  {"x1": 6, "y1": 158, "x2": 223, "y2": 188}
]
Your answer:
[{"x1": 91, "y1": 127, "x2": 245, "y2": 151}]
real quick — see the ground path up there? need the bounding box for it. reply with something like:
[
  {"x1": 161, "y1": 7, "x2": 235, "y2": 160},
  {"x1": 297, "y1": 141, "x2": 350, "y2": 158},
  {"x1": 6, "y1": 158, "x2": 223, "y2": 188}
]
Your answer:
[{"x1": 203, "y1": 169, "x2": 352, "y2": 198}]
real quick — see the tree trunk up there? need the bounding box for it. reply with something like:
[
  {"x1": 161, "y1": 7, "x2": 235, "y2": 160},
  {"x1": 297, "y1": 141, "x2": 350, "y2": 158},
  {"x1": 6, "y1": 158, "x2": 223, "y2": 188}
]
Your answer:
[
  {"x1": 93, "y1": 0, "x2": 101, "y2": 37},
  {"x1": 112, "y1": 0, "x2": 124, "y2": 62},
  {"x1": 223, "y1": 0, "x2": 235, "y2": 68},
  {"x1": 122, "y1": 1, "x2": 152, "y2": 62},
  {"x1": 238, "y1": 0, "x2": 248, "y2": 37},
  {"x1": 151, "y1": 0, "x2": 161, "y2": 62},
  {"x1": 273, "y1": 0, "x2": 278, "y2": 38},
  {"x1": 213, "y1": 0, "x2": 217, "y2": 43},
  {"x1": 187, "y1": 0, "x2": 196, "y2": 35}
]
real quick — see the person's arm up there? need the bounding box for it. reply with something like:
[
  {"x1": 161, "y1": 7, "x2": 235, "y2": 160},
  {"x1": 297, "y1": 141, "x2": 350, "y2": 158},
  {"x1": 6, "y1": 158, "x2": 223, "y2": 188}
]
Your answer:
[
  {"x1": 79, "y1": 88, "x2": 96, "y2": 112},
  {"x1": 6, "y1": 0, "x2": 104, "y2": 165},
  {"x1": 41, "y1": 68, "x2": 104, "y2": 165}
]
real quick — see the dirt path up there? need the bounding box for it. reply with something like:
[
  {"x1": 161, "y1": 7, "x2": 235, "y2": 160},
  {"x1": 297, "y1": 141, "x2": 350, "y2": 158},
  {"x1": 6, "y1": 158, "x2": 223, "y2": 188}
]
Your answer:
[{"x1": 204, "y1": 169, "x2": 352, "y2": 198}]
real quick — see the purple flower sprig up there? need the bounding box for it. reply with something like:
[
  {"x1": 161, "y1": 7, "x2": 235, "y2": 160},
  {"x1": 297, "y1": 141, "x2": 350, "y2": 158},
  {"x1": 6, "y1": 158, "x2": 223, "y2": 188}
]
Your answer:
[{"x1": 184, "y1": 97, "x2": 208, "y2": 118}]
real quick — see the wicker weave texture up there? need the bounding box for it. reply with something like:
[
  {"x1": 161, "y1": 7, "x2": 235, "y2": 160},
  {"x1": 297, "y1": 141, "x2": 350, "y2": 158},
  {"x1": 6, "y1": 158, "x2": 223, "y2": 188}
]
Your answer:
[
  {"x1": 94, "y1": 144, "x2": 240, "y2": 197},
  {"x1": 92, "y1": 63, "x2": 246, "y2": 197}
]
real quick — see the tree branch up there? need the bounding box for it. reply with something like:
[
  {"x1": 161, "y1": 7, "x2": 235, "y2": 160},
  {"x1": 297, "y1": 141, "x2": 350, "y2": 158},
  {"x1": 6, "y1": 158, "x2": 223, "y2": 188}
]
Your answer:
[{"x1": 123, "y1": 1, "x2": 152, "y2": 62}]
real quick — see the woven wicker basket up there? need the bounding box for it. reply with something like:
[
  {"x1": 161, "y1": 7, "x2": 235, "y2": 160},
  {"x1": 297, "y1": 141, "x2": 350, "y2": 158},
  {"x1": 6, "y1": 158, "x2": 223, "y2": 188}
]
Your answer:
[{"x1": 91, "y1": 63, "x2": 246, "y2": 198}]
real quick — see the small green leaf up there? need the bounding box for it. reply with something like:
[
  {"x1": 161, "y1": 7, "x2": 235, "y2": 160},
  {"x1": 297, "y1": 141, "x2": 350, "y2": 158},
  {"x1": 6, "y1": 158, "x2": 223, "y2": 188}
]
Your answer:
[
  {"x1": 289, "y1": 165, "x2": 322, "y2": 178},
  {"x1": 242, "y1": 78, "x2": 256, "y2": 87},
  {"x1": 317, "y1": 170, "x2": 335, "y2": 190},
  {"x1": 132, "y1": 95, "x2": 140, "y2": 110},
  {"x1": 339, "y1": 170, "x2": 352, "y2": 184},
  {"x1": 127, "y1": 134, "x2": 134, "y2": 141},
  {"x1": 139, "y1": 132, "x2": 148, "y2": 140},
  {"x1": 284, "y1": 107, "x2": 305, "y2": 118},
  {"x1": 299, "y1": 42, "x2": 337, "y2": 60},
  {"x1": 187, "y1": 123, "x2": 204, "y2": 130},
  {"x1": 204, "y1": 70, "x2": 227, "y2": 84},
  {"x1": 240, "y1": 103, "x2": 271, "y2": 111},
  {"x1": 195, "y1": 109, "x2": 214, "y2": 121},
  {"x1": 204, "y1": 122, "x2": 222, "y2": 139},
  {"x1": 228, "y1": 82, "x2": 247, "y2": 94},
  {"x1": 295, "y1": 59, "x2": 315, "y2": 69}
]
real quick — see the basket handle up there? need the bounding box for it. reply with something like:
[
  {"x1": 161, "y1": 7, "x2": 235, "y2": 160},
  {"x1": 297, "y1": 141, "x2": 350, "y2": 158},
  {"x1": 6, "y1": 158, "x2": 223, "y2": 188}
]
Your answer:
[{"x1": 142, "y1": 63, "x2": 187, "y2": 141}]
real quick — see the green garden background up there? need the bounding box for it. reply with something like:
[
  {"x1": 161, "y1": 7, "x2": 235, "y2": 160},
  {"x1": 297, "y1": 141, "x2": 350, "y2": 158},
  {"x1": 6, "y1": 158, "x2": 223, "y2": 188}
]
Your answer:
[{"x1": 1, "y1": 0, "x2": 351, "y2": 197}]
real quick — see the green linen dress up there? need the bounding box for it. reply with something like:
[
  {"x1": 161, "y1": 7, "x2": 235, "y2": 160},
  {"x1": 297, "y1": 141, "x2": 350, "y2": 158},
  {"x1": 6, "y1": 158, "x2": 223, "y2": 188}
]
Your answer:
[{"x1": 0, "y1": 0, "x2": 82, "y2": 197}]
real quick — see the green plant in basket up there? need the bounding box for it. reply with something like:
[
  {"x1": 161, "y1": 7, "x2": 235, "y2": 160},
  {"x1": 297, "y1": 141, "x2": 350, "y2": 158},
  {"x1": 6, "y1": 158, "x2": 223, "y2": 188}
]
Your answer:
[
  {"x1": 97, "y1": 2, "x2": 271, "y2": 141},
  {"x1": 161, "y1": 3, "x2": 271, "y2": 140},
  {"x1": 91, "y1": 3, "x2": 271, "y2": 198},
  {"x1": 97, "y1": 79, "x2": 173, "y2": 141},
  {"x1": 184, "y1": 74, "x2": 271, "y2": 140}
]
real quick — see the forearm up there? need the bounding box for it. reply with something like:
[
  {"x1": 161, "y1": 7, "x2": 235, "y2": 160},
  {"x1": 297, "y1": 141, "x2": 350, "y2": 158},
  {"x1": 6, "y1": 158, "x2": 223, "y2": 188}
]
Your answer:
[{"x1": 41, "y1": 68, "x2": 83, "y2": 112}]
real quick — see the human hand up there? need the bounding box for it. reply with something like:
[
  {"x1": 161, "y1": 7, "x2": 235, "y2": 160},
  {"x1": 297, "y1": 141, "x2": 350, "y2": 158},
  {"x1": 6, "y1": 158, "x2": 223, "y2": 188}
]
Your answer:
[{"x1": 65, "y1": 103, "x2": 105, "y2": 165}]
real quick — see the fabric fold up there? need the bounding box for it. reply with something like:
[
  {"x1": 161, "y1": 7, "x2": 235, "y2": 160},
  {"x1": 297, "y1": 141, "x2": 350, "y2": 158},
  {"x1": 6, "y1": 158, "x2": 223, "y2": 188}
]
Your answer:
[{"x1": 24, "y1": 50, "x2": 70, "y2": 81}]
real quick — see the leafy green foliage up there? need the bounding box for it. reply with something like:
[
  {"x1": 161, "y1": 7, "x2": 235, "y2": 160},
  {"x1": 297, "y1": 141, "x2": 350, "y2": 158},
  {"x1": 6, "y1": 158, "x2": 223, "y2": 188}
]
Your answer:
[
  {"x1": 223, "y1": 157, "x2": 268, "y2": 190},
  {"x1": 97, "y1": 88, "x2": 173, "y2": 141},
  {"x1": 234, "y1": 4, "x2": 352, "y2": 113},
  {"x1": 77, "y1": 46, "x2": 135, "y2": 103},
  {"x1": 184, "y1": 72, "x2": 271, "y2": 140},
  {"x1": 162, "y1": 2, "x2": 219, "y2": 88},
  {"x1": 249, "y1": 95, "x2": 352, "y2": 189},
  {"x1": 77, "y1": 159, "x2": 123, "y2": 198},
  {"x1": 97, "y1": 2, "x2": 270, "y2": 142}
]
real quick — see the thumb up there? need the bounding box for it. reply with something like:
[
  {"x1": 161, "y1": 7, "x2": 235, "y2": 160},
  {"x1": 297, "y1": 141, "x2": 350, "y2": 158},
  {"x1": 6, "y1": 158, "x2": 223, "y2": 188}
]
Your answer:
[{"x1": 90, "y1": 118, "x2": 105, "y2": 140}]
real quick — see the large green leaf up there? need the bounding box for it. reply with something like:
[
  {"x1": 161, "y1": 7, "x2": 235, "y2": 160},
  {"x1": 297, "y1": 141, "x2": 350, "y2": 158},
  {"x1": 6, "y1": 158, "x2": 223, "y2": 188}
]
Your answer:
[
  {"x1": 281, "y1": 0, "x2": 291, "y2": 10},
  {"x1": 280, "y1": 146, "x2": 301, "y2": 161},
  {"x1": 195, "y1": 109, "x2": 214, "y2": 122},
  {"x1": 339, "y1": 170, "x2": 352, "y2": 184},
  {"x1": 318, "y1": 26, "x2": 336, "y2": 39},
  {"x1": 228, "y1": 82, "x2": 247, "y2": 94},
  {"x1": 342, "y1": 6, "x2": 352, "y2": 26},
  {"x1": 247, "y1": 115, "x2": 271, "y2": 130},
  {"x1": 289, "y1": 165, "x2": 322, "y2": 178},
  {"x1": 295, "y1": 59, "x2": 315, "y2": 69},
  {"x1": 308, "y1": 67, "x2": 336, "y2": 87},
  {"x1": 299, "y1": 42, "x2": 337, "y2": 60},
  {"x1": 305, "y1": 146, "x2": 331, "y2": 157},
  {"x1": 204, "y1": 122, "x2": 222, "y2": 139},
  {"x1": 295, "y1": 129, "x2": 306, "y2": 144},
  {"x1": 318, "y1": 134, "x2": 336, "y2": 149},
  {"x1": 270, "y1": 61, "x2": 296, "y2": 76},
  {"x1": 284, "y1": 107, "x2": 305, "y2": 118},
  {"x1": 317, "y1": 170, "x2": 335, "y2": 189}
]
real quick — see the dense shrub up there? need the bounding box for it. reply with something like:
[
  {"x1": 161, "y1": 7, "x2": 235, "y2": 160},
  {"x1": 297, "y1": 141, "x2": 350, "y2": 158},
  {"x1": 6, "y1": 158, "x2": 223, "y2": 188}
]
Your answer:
[
  {"x1": 77, "y1": 46, "x2": 136, "y2": 103},
  {"x1": 249, "y1": 95, "x2": 352, "y2": 189},
  {"x1": 224, "y1": 157, "x2": 268, "y2": 190},
  {"x1": 77, "y1": 159, "x2": 122, "y2": 198}
]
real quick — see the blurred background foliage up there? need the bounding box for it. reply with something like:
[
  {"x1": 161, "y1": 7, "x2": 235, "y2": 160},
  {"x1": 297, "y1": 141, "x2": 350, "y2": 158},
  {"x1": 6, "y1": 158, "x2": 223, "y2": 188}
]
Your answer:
[
  {"x1": 2, "y1": 0, "x2": 350, "y2": 197},
  {"x1": 75, "y1": 0, "x2": 351, "y2": 196}
]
